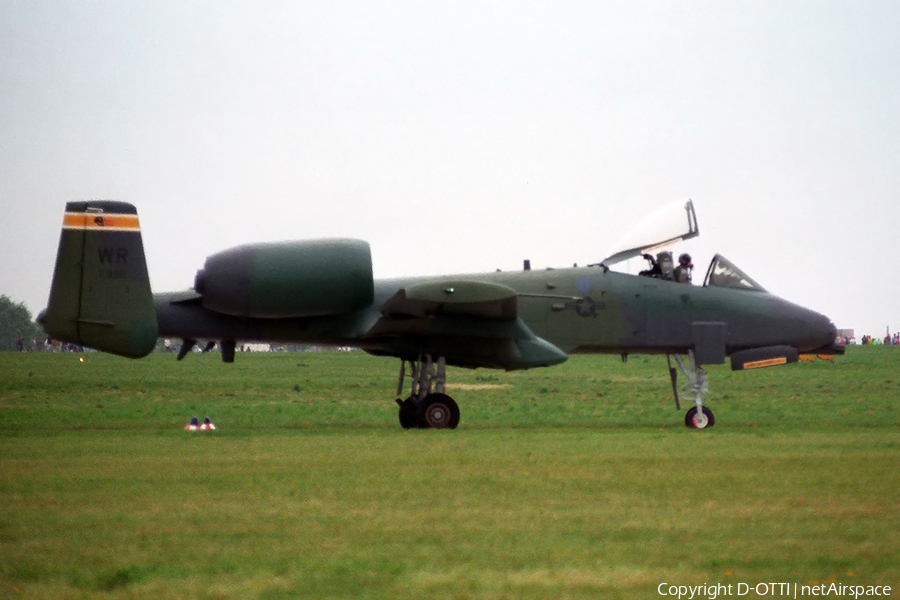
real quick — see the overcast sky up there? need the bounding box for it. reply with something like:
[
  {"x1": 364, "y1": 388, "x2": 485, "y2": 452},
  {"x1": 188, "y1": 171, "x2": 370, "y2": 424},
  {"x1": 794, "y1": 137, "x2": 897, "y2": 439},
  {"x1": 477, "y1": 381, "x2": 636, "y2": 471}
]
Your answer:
[{"x1": 2, "y1": 1, "x2": 898, "y2": 338}]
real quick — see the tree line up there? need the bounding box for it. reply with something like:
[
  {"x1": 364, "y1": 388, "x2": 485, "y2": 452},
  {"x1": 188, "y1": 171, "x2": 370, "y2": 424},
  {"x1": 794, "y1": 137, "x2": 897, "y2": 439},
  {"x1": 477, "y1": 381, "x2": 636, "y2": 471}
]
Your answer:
[{"x1": 0, "y1": 295, "x2": 44, "y2": 351}]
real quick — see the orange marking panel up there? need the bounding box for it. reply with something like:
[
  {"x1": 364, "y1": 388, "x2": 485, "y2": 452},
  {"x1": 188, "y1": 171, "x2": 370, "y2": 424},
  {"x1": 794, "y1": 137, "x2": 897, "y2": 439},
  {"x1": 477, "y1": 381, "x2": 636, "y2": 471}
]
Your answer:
[
  {"x1": 744, "y1": 357, "x2": 788, "y2": 369},
  {"x1": 62, "y1": 213, "x2": 141, "y2": 231}
]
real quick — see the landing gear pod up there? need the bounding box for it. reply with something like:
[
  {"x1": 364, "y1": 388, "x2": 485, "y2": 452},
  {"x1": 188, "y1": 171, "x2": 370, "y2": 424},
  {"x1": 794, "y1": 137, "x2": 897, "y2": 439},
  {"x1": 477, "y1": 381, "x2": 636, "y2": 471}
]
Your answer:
[{"x1": 730, "y1": 345, "x2": 799, "y2": 371}]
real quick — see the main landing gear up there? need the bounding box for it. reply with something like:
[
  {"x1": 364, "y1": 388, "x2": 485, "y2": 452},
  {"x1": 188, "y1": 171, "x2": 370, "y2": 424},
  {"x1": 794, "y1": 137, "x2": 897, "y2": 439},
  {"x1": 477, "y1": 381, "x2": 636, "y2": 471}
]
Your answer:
[
  {"x1": 394, "y1": 354, "x2": 461, "y2": 429},
  {"x1": 667, "y1": 351, "x2": 716, "y2": 429}
]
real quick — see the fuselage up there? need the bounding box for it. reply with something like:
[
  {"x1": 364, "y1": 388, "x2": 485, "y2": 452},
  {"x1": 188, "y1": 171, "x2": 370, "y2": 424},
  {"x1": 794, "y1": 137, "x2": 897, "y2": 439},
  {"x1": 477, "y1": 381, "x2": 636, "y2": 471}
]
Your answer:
[{"x1": 155, "y1": 264, "x2": 837, "y2": 368}]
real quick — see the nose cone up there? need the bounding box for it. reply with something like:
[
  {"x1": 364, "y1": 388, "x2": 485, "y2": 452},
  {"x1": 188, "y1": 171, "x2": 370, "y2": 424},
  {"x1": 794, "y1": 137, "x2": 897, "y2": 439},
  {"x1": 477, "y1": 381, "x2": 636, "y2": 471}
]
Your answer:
[{"x1": 768, "y1": 297, "x2": 837, "y2": 353}]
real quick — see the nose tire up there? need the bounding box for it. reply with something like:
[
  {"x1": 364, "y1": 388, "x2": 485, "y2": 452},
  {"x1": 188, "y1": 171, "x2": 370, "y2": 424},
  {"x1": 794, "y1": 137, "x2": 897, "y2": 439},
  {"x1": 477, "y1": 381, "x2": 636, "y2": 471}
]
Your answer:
[{"x1": 685, "y1": 406, "x2": 715, "y2": 429}]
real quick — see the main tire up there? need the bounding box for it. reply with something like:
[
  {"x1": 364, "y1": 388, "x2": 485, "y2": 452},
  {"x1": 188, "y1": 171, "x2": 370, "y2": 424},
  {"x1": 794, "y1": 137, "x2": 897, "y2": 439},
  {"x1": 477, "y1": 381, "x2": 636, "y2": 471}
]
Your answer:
[
  {"x1": 398, "y1": 407, "x2": 415, "y2": 429},
  {"x1": 396, "y1": 397, "x2": 417, "y2": 429},
  {"x1": 685, "y1": 406, "x2": 715, "y2": 429},
  {"x1": 416, "y1": 393, "x2": 460, "y2": 429}
]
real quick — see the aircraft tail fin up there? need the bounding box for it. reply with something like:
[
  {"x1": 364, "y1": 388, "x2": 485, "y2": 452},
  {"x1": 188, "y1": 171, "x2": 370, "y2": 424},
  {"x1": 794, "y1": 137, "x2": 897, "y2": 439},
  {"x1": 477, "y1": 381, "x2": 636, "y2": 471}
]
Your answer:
[{"x1": 40, "y1": 201, "x2": 158, "y2": 358}]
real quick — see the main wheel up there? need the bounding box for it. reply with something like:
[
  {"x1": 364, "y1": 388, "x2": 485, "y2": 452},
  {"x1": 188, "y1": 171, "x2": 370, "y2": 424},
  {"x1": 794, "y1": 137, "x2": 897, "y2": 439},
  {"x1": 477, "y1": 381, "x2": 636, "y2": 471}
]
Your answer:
[
  {"x1": 685, "y1": 406, "x2": 715, "y2": 429},
  {"x1": 416, "y1": 393, "x2": 460, "y2": 429},
  {"x1": 396, "y1": 397, "x2": 417, "y2": 429},
  {"x1": 398, "y1": 407, "x2": 415, "y2": 429}
]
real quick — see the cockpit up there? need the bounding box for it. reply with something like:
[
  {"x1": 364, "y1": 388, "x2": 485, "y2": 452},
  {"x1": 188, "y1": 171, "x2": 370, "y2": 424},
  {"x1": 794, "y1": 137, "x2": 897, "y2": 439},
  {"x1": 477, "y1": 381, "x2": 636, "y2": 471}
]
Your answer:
[
  {"x1": 599, "y1": 199, "x2": 768, "y2": 293},
  {"x1": 636, "y1": 250, "x2": 767, "y2": 291},
  {"x1": 701, "y1": 254, "x2": 766, "y2": 292}
]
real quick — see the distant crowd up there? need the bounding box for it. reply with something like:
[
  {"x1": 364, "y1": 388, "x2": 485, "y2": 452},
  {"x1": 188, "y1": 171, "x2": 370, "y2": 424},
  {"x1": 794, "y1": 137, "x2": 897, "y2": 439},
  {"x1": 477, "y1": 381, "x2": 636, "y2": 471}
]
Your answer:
[
  {"x1": 14, "y1": 336, "x2": 84, "y2": 352},
  {"x1": 854, "y1": 333, "x2": 900, "y2": 346}
]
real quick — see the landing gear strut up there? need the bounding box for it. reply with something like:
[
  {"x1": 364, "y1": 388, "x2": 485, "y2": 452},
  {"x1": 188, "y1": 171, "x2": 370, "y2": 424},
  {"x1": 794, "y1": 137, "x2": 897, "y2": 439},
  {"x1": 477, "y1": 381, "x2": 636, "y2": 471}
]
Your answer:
[
  {"x1": 394, "y1": 354, "x2": 460, "y2": 429},
  {"x1": 669, "y1": 351, "x2": 715, "y2": 429}
]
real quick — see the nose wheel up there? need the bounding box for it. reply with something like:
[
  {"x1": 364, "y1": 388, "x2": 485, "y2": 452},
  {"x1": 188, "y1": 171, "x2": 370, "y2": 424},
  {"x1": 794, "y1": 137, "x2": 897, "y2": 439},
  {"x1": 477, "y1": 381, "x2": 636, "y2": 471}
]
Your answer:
[{"x1": 685, "y1": 406, "x2": 715, "y2": 429}]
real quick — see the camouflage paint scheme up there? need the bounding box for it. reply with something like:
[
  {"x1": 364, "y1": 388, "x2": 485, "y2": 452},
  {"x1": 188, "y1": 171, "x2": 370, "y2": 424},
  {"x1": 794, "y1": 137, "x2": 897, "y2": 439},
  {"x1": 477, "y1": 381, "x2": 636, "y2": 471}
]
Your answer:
[
  {"x1": 41, "y1": 200, "x2": 840, "y2": 429},
  {"x1": 154, "y1": 267, "x2": 836, "y2": 367}
]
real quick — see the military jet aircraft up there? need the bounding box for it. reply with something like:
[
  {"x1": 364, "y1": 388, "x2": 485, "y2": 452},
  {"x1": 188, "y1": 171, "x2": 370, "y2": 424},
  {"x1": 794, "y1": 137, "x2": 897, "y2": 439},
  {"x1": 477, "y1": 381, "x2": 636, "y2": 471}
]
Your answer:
[{"x1": 40, "y1": 200, "x2": 841, "y2": 430}]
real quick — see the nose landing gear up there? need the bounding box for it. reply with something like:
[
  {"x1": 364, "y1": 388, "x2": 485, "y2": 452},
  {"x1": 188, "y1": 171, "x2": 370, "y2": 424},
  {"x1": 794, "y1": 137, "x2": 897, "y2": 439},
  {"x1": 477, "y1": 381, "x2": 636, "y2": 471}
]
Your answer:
[{"x1": 669, "y1": 351, "x2": 716, "y2": 429}]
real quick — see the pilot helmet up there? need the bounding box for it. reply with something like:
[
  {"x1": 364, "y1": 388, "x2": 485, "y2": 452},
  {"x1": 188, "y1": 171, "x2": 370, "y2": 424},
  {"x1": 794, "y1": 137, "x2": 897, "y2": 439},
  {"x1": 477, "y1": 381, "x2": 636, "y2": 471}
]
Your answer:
[
  {"x1": 657, "y1": 251, "x2": 674, "y2": 275},
  {"x1": 679, "y1": 253, "x2": 692, "y2": 267}
]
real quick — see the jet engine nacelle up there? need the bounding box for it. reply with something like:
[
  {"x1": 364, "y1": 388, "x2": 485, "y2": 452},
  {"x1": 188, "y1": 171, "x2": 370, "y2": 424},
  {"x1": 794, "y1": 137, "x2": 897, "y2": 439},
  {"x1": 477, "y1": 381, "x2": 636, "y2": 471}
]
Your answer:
[{"x1": 193, "y1": 239, "x2": 374, "y2": 318}]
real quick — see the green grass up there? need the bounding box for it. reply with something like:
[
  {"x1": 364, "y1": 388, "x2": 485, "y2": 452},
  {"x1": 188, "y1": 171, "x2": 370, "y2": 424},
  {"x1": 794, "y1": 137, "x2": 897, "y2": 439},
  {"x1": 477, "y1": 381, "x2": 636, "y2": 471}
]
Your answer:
[{"x1": 1, "y1": 348, "x2": 899, "y2": 598}]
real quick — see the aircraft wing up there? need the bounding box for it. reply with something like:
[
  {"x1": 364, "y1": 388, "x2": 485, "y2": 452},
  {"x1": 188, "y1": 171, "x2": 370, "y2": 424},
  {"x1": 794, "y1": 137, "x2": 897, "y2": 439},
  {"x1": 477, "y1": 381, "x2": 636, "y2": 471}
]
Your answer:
[
  {"x1": 381, "y1": 280, "x2": 518, "y2": 319},
  {"x1": 362, "y1": 280, "x2": 567, "y2": 370}
]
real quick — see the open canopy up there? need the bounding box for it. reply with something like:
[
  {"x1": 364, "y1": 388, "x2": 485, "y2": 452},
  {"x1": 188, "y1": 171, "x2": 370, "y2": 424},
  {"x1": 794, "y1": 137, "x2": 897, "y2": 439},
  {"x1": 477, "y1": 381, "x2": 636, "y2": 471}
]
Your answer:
[
  {"x1": 600, "y1": 199, "x2": 699, "y2": 268},
  {"x1": 599, "y1": 199, "x2": 768, "y2": 292}
]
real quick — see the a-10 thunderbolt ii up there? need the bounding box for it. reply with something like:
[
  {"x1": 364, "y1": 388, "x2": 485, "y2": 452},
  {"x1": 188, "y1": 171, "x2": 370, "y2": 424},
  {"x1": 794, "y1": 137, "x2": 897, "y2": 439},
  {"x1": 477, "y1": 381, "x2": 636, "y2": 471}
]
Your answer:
[{"x1": 40, "y1": 199, "x2": 842, "y2": 430}]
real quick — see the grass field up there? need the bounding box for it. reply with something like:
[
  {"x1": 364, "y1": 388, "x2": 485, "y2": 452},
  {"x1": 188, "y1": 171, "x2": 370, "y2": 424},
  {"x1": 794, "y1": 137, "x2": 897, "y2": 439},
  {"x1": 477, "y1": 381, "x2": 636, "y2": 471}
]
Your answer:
[{"x1": 1, "y1": 348, "x2": 898, "y2": 599}]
